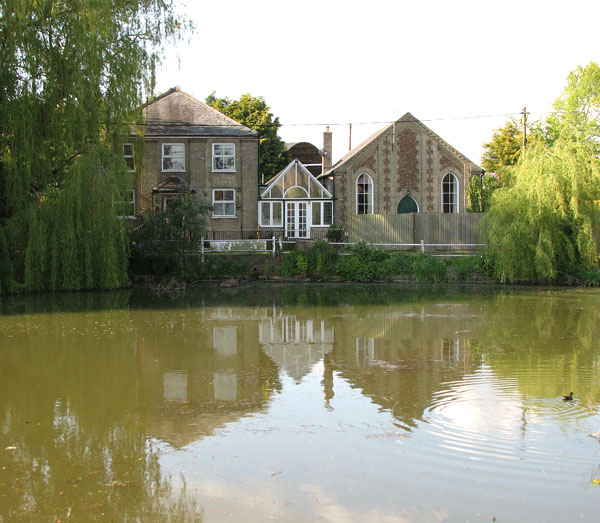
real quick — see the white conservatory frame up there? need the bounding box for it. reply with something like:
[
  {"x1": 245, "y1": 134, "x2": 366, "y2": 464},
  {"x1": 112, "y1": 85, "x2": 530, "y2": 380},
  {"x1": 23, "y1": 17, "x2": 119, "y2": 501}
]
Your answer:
[{"x1": 259, "y1": 159, "x2": 334, "y2": 238}]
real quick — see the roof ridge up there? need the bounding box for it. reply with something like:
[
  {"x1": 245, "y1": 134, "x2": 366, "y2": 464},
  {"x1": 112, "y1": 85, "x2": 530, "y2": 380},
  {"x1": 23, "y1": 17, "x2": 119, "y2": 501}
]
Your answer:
[{"x1": 144, "y1": 87, "x2": 254, "y2": 132}]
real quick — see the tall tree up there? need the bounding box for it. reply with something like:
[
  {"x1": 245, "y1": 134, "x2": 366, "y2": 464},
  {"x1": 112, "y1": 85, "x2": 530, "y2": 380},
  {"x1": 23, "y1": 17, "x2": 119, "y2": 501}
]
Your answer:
[
  {"x1": 480, "y1": 119, "x2": 523, "y2": 174},
  {"x1": 206, "y1": 93, "x2": 291, "y2": 181},
  {"x1": 0, "y1": 0, "x2": 187, "y2": 291},
  {"x1": 546, "y1": 61, "x2": 600, "y2": 146},
  {"x1": 480, "y1": 63, "x2": 600, "y2": 284},
  {"x1": 467, "y1": 119, "x2": 522, "y2": 212},
  {"x1": 468, "y1": 116, "x2": 546, "y2": 211}
]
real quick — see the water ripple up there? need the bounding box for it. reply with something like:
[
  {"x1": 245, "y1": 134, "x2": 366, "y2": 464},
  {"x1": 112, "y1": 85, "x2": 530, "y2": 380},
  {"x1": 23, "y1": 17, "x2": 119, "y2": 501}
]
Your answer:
[{"x1": 422, "y1": 368, "x2": 598, "y2": 466}]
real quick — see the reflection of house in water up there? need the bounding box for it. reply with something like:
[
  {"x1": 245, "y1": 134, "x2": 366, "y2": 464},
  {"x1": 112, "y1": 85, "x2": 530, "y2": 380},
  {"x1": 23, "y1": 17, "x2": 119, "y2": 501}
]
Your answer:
[
  {"x1": 142, "y1": 306, "x2": 336, "y2": 446},
  {"x1": 139, "y1": 309, "x2": 281, "y2": 448},
  {"x1": 331, "y1": 303, "x2": 482, "y2": 429},
  {"x1": 259, "y1": 315, "x2": 334, "y2": 381}
]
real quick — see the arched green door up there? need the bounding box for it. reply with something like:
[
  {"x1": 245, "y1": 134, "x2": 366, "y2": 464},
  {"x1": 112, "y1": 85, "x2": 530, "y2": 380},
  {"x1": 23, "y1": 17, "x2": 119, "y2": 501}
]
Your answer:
[{"x1": 397, "y1": 196, "x2": 418, "y2": 214}]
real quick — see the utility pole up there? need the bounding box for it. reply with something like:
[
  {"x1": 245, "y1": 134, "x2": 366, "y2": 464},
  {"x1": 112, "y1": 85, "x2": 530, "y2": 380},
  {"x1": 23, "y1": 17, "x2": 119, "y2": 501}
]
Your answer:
[{"x1": 521, "y1": 106, "x2": 528, "y2": 151}]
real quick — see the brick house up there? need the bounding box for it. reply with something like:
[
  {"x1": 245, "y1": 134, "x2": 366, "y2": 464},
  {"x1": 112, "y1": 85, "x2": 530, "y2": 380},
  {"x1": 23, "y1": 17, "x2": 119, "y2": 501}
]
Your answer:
[
  {"x1": 125, "y1": 87, "x2": 259, "y2": 233},
  {"x1": 319, "y1": 113, "x2": 483, "y2": 226}
]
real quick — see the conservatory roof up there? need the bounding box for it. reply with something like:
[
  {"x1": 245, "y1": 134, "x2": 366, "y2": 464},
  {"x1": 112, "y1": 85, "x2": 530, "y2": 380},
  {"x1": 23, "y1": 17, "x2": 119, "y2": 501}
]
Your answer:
[{"x1": 260, "y1": 159, "x2": 333, "y2": 200}]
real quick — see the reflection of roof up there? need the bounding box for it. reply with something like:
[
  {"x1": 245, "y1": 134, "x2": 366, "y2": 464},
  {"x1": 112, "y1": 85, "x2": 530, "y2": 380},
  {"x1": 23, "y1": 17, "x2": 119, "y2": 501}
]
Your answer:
[
  {"x1": 152, "y1": 175, "x2": 196, "y2": 194},
  {"x1": 261, "y1": 343, "x2": 333, "y2": 382},
  {"x1": 139, "y1": 87, "x2": 258, "y2": 138},
  {"x1": 149, "y1": 407, "x2": 264, "y2": 448}
]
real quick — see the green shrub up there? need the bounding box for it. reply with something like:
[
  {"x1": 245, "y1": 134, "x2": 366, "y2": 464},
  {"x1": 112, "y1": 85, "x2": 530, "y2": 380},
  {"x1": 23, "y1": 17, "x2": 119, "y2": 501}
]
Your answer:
[
  {"x1": 571, "y1": 263, "x2": 600, "y2": 286},
  {"x1": 279, "y1": 249, "x2": 305, "y2": 277},
  {"x1": 412, "y1": 253, "x2": 448, "y2": 282},
  {"x1": 336, "y1": 242, "x2": 387, "y2": 281},
  {"x1": 448, "y1": 256, "x2": 482, "y2": 282},
  {"x1": 279, "y1": 241, "x2": 339, "y2": 279},
  {"x1": 383, "y1": 251, "x2": 415, "y2": 276},
  {"x1": 210, "y1": 256, "x2": 250, "y2": 279}
]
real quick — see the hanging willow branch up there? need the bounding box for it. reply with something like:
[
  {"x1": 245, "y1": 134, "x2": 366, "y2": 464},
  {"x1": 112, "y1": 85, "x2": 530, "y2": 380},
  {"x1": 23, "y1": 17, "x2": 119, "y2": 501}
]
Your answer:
[{"x1": 481, "y1": 131, "x2": 600, "y2": 284}]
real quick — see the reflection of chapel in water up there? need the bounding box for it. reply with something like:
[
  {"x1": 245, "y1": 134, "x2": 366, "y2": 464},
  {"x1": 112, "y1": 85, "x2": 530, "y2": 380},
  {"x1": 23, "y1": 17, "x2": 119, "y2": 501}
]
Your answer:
[{"x1": 148, "y1": 301, "x2": 481, "y2": 444}]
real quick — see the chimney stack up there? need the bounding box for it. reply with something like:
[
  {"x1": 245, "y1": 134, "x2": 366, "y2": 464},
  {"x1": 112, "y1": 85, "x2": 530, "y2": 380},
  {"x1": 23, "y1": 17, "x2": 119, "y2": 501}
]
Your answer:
[{"x1": 322, "y1": 126, "x2": 332, "y2": 175}]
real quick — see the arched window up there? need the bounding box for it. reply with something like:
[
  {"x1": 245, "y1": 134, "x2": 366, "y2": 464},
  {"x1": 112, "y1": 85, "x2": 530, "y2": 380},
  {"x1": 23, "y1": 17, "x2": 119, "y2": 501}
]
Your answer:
[
  {"x1": 397, "y1": 195, "x2": 418, "y2": 214},
  {"x1": 356, "y1": 173, "x2": 373, "y2": 214},
  {"x1": 442, "y1": 173, "x2": 459, "y2": 213}
]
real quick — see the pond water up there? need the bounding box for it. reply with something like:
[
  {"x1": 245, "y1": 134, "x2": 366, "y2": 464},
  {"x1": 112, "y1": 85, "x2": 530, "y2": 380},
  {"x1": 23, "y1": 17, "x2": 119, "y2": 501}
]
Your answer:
[{"x1": 1, "y1": 284, "x2": 600, "y2": 521}]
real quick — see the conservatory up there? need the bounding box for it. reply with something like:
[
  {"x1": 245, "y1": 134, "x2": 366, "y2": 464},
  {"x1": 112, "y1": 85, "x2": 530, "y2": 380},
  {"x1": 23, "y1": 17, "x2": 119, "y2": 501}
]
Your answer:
[{"x1": 259, "y1": 159, "x2": 334, "y2": 239}]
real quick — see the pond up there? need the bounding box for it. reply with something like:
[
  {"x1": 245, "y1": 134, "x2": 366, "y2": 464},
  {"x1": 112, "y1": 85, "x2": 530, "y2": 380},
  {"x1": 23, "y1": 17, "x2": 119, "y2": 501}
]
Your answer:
[{"x1": 1, "y1": 284, "x2": 599, "y2": 521}]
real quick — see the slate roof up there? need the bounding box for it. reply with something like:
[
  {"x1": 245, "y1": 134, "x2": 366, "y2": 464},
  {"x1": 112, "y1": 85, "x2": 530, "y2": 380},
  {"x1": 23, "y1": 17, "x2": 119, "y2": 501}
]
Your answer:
[{"x1": 140, "y1": 87, "x2": 258, "y2": 138}]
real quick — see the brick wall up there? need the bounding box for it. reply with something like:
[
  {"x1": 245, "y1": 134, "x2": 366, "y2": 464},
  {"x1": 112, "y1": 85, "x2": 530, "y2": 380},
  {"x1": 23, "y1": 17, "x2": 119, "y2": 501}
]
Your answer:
[{"x1": 137, "y1": 136, "x2": 259, "y2": 232}]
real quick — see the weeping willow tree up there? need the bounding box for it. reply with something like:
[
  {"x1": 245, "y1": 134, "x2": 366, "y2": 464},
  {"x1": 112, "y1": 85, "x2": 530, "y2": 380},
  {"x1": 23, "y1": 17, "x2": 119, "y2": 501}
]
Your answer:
[
  {"x1": 481, "y1": 133, "x2": 600, "y2": 284},
  {"x1": 0, "y1": 0, "x2": 187, "y2": 292},
  {"x1": 23, "y1": 146, "x2": 131, "y2": 291},
  {"x1": 480, "y1": 62, "x2": 600, "y2": 285}
]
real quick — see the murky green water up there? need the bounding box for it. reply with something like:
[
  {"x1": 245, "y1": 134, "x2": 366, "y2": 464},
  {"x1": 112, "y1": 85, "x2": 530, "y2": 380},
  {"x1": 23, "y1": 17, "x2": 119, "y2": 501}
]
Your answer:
[{"x1": 1, "y1": 284, "x2": 599, "y2": 521}]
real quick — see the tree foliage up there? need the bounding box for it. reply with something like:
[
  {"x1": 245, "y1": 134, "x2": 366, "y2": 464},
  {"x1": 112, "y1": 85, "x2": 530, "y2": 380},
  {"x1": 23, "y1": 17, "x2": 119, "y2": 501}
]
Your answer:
[
  {"x1": 481, "y1": 134, "x2": 600, "y2": 283},
  {"x1": 466, "y1": 172, "x2": 502, "y2": 212},
  {"x1": 22, "y1": 145, "x2": 131, "y2": 291},
  {"x1": 479, "y1": 62, "x2": 600, "y2": 284},
  {"x1": 206, "y1": 93, "x2": 291, "y2": 181},
  {"x1": 129, "y1": 194, "x2": 211, "y2": 279},
  {"x1": 547, "y1": 61, "x2": 600, "y2": 143},
  {"x1": 480, "y1": 118, "x2": 524, "y2": 175},
  {"x1": 0, "y1": 0, "x2": 187, "y2": 292}
]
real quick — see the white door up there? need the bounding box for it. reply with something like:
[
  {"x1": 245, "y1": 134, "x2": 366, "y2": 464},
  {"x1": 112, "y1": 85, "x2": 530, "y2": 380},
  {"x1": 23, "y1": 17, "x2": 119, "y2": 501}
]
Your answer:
[{"x1": 286, "y1": 202, "x2": 309, "y2": 238}]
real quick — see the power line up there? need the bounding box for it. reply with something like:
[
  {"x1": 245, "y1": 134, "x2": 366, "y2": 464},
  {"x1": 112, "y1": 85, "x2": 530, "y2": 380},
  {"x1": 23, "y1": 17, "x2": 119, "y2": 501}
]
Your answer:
[
  {"x1": 279, "y1": 112, "x2": 525, "y2": 128},
  {"x1": 70, "y1": 109, "x2": 557, "y2": 129}
]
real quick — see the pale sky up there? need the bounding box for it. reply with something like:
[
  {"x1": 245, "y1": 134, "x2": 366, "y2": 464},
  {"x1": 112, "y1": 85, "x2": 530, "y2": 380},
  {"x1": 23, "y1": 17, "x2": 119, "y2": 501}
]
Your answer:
[{"x1": 155, "y1": 0, "x2": 600, "y2": 166}]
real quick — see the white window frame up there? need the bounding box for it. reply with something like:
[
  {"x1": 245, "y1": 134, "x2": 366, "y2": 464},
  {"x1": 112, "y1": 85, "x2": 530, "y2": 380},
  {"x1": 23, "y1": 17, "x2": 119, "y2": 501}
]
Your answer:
[
  {"x1": 212, "y1": 143, "x2": 236, "y2": 172},
  {"x1": 212, "y1": 189, "x2": 236, "y2": 218},
  {"x1": 162, "y1": 143, "x2": 185, "y2": 172},
  {"x1": 123, "y1": 143, "x2": 135, "y2": 171},
  {"x1": 356, "y1": 173, "x2": 374, "y2": 215},
  {"x1": 441, "y1": 172, "x2": 459, "y2": 213},
  {"x1": 114, "y1": 189, "x2": 136, "y2": 219},
  {"x1": 259, "y1": 201, "x2": 283, "y2": 227},
  {"x1": 311, "y1": 201, "x2": 333, "y2": 226}
]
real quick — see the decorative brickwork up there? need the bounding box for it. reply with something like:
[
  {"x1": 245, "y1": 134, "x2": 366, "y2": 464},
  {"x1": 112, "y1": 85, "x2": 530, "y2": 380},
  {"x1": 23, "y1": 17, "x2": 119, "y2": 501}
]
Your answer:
[
  {"x1": 425, "y1": 138, "x2": 434, "y2": 211},
  {"x1": 397, "y1": 129, "x2": 418, "y2": 191},
  {"x1": 383, "y1": 135, "x2": 392, "y2": 213},
  {"x1": 356, "y1": 153, "x2": 376, "y2": 172},
  {"x1": 438, "y1": 146, "x2": 462, "y2": 173}
]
